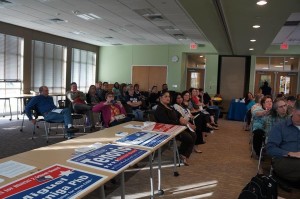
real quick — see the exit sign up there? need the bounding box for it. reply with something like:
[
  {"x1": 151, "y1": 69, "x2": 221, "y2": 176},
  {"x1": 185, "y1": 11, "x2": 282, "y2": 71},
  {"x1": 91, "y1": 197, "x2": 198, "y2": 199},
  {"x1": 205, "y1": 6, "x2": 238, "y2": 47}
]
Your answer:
[
  {"x1": 280, "y1": 42, "x2": 288, "y2": 50},
  {"x1": 190, "y1": 42, "x2": 197, "y2": 50}
]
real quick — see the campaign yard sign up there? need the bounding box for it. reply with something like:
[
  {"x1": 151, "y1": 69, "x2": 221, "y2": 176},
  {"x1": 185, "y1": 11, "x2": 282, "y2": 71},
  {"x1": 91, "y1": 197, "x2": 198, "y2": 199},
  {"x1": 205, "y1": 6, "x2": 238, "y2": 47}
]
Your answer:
[
  {"x1": 0, "y1": 164, "x2": 106, "y2": 199},
  {"x1": 68, "y1": 144, "x2": 149, "y2": 173},
  {"x1": 142, "y1": 123, "x2": 183, "y2": 134},
  {"x1": 116, "y1": 131, "x2": 170, "y2": 149}
]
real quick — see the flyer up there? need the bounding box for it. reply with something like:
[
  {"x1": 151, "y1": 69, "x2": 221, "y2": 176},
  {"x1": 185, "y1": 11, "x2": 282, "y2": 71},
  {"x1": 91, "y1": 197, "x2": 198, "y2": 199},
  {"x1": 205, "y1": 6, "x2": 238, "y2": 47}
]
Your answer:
[
  {"x1": 142, "y1": 123, "x2": 183, "y2": 134},
  {"x1": 68, "y1": 144, "x2": 149, "y2": 173},
  {"x1": 0, "y1": 164, "x2": 106, "y2": 199},
  {"x1": 115, "y1": 131, "x2": 170, "y2": 149}
]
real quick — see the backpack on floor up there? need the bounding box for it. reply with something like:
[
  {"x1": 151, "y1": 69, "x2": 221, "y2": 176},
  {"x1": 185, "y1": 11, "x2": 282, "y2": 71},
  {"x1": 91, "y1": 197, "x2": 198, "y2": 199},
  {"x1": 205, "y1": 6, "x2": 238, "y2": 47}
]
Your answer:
[{"x1": 238, "y1": 174, "x2": 277, "y2": 199}]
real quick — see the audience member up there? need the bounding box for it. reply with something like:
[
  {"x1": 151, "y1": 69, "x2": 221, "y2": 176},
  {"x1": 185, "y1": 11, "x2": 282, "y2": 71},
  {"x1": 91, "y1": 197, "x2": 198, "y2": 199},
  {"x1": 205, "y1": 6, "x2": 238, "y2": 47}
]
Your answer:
[
  {"x1": 286, "y1": 95, "x2": 296, "y2": 115},
  {"x1": 149, "y1": 86, "x2": 159, "y2": 107},
  {"x1": 95, "y1": 81, "x2": 103, "y2": 101},
  {"x1": 112, "y1": 82, "x2": 121, "y2": 100},
  {"x1": 66, "y1": 82, "x2": 95, "y2": 131},
  {"x1": 92, "y1": 92, "x2": 130, "y2": 127},
  {"x1": 263, "y1": 97, "x2": 288, "y2": 141},
  {"x1": 251, "y1": 95, "x2": 272, "y2": 156},
  {"x1": 119, "y1": 83, "x2": 128, "y2": 104},
  {"x1": 199, "y1": 88, "x2": 220, "y2": 125},
  {"x1": 173, "y1": 92, "x2": 205, "y2": 153},
  {"x1": 267, "y1": 100, "x2": 300, "y2": 183},
  {"x1": 126, "y1": 85, "x2": 144, "y2": 121},
  {"x1": 25, "y1": 86, "x2": 79, "y2": 139},
  {"x1": 86, "y1": 85, "x2": 100, "y2": 106},
  {"x1": 154, "y1": 90, "x2": 196, "y2": 166}
]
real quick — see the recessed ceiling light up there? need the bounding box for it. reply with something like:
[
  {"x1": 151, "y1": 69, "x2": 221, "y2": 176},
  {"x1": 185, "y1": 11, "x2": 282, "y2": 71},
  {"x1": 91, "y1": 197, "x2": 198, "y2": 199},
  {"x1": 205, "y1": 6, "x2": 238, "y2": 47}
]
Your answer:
[
  {"x1": 256, "y1": 1, "x2": 267, "y2": 6},
  {"x1": 249, "y1": 48, "x2": 254, "y2": 51},
  {"x1": 284, "y1": 61, "x2": 288, "y2": 63},
  {"x1": 274, "y1": 65, "x2": 283, "y2": 68},
  {"x1": 290, "y1": 57, "x2": 294, "y2": 59},
  {"x1": 250, "y1": 39, "x2": 256, "y2": 42},
  {"x1": 200, "y1": 55, "x2": 203, "y2": 57},
  {"x1": 253, "y1": 25, "x2": 260, "y2": 28}
]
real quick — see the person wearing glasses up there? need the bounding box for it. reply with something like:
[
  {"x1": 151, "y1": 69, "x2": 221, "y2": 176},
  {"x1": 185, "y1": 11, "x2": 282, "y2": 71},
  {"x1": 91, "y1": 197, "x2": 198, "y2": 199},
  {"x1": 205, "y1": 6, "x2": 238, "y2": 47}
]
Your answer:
[{"x1": 92, "y1": 92, "x2": 131, "y2": 127}]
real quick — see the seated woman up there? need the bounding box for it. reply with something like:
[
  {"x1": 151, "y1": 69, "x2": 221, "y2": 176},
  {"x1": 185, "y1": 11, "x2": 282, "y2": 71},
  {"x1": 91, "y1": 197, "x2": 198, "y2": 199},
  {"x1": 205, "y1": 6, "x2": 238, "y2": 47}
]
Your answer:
[
  {"x1": 251, "y1": 95, "x2": 273, "y2": 156},
  {"x1": 86, "y1": 85, "x2": 100, "y2": 106},
  {"x1": 154, "y1": 90, "x2": 196, "y2": 166},
  {"x1": 173, "y1": 92, "x2": 205, "y2": 153},
  {"x1": 92, "y1": 92, "x2": 131, "y2": 127},
  {"x1": 188, "y1": 88, "x2": 217, "y2": 131}
]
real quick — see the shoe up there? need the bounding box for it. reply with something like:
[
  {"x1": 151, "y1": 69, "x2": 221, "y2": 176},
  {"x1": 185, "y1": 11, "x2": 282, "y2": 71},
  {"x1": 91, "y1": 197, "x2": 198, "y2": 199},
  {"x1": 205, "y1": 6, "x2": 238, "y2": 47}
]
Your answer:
[
  {"x1": 213, "y1": 126, "x2": 219, "y2": 130},
  {"x1": 67, "y1": 132, "x2": 75, "y2": 139},
  {"x1": 67, "y1": 126, "x2": 79, "y2": 134},
  {"x1": 179, "y1": 155, "x2": 189, "y2": 166},
  {"x1": 194, "y1": 145, "x2": 203, "y2": 153},
  {"x1": 211, "y1": 123, "x2": 218, "y2": 127},
  {"x1": 90, "y1": 126, "x2": 96, "y2": 132}
]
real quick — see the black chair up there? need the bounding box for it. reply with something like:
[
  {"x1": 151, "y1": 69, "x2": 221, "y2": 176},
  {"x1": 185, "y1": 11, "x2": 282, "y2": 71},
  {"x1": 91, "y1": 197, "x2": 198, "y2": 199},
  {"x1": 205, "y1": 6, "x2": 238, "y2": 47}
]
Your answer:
[{"x1": 61, "y1": 99, "x2": 86, "y2": 133}]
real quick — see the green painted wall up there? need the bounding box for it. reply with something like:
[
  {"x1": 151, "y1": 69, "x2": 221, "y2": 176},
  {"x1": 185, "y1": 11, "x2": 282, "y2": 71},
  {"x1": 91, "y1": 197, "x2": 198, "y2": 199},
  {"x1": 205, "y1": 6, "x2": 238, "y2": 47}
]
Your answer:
[{"x1": 99, "y1": 44, "x2": 218, "y2": 92}]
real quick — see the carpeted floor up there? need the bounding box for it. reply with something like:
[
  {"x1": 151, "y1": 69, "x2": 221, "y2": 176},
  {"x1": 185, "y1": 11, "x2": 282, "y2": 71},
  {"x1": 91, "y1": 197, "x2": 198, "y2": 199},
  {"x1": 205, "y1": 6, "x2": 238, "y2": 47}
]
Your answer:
[{"x1": 0, "y1": 116, "x2": 299, "y2": 198}]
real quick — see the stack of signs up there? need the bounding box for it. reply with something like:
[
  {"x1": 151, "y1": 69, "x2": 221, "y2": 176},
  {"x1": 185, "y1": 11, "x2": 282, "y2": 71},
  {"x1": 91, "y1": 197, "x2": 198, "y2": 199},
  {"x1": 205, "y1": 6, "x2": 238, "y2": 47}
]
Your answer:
[
  {"x1": 142, "y1": 123, "x2": 183, "y2": 134},
  {"x1": 68, "y1": 144, "x2": 149, "y2": 173},
  {"x1": 115, "y1": 131, "x2": 170, "y2": 149},
  {"x1": 0, "y1": 164, "x2": 106, "y2": 199}
]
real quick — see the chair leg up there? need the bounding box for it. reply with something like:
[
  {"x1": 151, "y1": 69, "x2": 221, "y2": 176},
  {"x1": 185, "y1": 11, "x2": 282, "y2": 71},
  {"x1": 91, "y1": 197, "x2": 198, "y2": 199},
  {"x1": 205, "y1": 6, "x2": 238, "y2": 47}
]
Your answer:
[{"x1": 44, "y1": 122, "x2": 49, "y2": 143}]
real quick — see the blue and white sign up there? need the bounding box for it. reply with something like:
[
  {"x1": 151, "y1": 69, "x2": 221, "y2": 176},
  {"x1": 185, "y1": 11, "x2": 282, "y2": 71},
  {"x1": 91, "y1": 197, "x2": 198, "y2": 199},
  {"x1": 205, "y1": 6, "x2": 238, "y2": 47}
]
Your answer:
[
  {"x1": 116, "y1": 131, "x2": 170, "y2": 149},
  {"x1": 68, "y1": 144, "x2": 149, "y2": 173},
  {"x1": 0, "y1": 164, "x2": 106, "y2": 199}
]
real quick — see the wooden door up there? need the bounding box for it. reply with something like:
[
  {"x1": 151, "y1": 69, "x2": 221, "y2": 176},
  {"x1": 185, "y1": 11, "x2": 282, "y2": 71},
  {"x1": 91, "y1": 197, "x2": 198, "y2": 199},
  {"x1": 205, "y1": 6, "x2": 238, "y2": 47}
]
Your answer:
[{"x1": 132, "y1": 66, "x2": 167, "y2": 91}]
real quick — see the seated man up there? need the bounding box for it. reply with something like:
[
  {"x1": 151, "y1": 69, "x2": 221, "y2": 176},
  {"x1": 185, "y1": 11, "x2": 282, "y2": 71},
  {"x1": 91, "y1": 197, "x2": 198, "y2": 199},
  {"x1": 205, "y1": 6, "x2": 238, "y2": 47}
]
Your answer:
[
  {"x1": 267, "y1": 100, "x2": 300, "y2": 183},
  {"x1": 126, "y1": 85, "x2": 144, "y2": 121},
  {"x1": 92, "y1": 92, "x2": 131, "y2": 127},
  {"x1": 25, "y1": 86, "x2": 79, "y2": 139},
  {"x1": 66, "y1": 82, "x2": 95, "y2": 131}
]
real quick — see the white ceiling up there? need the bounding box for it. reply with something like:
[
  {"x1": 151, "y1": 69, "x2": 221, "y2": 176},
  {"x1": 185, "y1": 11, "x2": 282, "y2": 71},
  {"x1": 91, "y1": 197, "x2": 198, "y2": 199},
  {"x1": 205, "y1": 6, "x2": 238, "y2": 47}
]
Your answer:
[{"x1": 0, "y1": 0, "x2": 299, "y2": 55}]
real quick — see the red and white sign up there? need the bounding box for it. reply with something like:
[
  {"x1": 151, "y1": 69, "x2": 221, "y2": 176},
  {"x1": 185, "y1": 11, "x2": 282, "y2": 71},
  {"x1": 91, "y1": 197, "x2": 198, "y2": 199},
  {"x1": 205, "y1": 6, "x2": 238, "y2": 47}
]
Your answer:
[
  {"x1": 0, "y1": 164, "x2": 106, "y2": 199},
  {"x1": 143, "y1": 123, "x2": 183, "y2": 134},
  {"x1": 190, "y1": 42, "x2": 198, "y2": 50},
  {"x1": 280, "y1": 42, "x2": 288, "y2": 50}
]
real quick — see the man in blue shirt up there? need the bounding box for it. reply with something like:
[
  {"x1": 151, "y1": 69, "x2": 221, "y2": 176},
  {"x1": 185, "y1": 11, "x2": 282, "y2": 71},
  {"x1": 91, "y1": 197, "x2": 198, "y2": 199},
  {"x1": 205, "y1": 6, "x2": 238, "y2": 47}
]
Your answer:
[
  {"x1": 267, "y1": 100, "x2": 300, "y2": 183},
  {"x1": 25, "y1": 86, "x2": 79, "y2": 139}
]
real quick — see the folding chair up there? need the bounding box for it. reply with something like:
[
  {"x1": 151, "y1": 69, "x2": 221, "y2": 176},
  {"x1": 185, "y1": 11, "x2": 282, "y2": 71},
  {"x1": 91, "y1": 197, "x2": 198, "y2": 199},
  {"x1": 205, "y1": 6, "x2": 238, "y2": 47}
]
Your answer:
[{"x1": 60, "y1": 99, "x2": 86, "y2": 133}]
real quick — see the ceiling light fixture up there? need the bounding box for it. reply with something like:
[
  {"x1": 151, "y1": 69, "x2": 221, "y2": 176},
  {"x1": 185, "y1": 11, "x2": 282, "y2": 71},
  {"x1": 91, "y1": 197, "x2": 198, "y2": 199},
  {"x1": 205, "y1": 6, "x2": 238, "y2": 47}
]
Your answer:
[
  {"x1": 290, "y1": 57, "x2": 294, "y2": 59},
  {"x1": 262, "y1": 67, "x2": 269, "y2": 70},
  {"x1": 250, "y1": 39, "x2": 256, "y2": 42},
  {"x1": 274, "y1": 65, "x2": 283, "y2": 68},
  {"x1": 200, "y1": 55, "x2": 203, "y2": 57},
  {"x1": 256, "y1": 1, "x2": 267, "y2": 6},
  {"x1": 253, "y1": 25, "x2": 260, "y2": 28},
  {"x1": 76, "y1": 13, "x2": 101, "y2": 20},
  {"x1": 249, "y1": 48, "x2": 254, "y2": 51}
]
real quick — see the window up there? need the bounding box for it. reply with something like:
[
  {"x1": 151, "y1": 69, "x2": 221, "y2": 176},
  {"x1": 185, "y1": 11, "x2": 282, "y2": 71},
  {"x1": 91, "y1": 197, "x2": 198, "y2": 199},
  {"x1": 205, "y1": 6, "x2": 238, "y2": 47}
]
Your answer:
[
  {"x1": 71, "y1": 48, "x2": 96, "y2": 92},
  {"x1": 31, "y1": 40, "x2": 67, "y2": 94},
  {"x1": 256, "y1": 56, "x2": 299, "y2": 71},
  {"x1": 0, "y1": 33, "x2": 24, "y2": 96}
]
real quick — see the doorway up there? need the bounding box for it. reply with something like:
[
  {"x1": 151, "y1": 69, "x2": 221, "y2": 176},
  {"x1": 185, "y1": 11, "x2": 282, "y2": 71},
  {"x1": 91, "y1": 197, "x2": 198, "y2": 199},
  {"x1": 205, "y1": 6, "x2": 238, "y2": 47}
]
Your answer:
[
  {"x1": 186, "y1": 68, "x2": 204, "y2": 90},
  {"x1": 255, "y1": 71, "x2": 297, "y2": 97}
]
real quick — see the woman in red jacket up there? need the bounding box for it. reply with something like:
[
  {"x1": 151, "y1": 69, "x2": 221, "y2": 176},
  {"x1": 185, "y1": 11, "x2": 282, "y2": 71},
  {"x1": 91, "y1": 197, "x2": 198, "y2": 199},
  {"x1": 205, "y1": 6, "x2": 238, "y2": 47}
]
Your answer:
[{"x1": 92, "y1": 92, "x2": 131, "y2": 127}]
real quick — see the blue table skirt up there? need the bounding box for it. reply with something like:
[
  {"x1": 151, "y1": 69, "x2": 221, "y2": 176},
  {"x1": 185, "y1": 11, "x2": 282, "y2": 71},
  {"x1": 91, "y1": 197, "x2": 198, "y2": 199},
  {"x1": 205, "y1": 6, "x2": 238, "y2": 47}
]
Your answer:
[{"x1": 227, "y1": 99, "x2": 247, "y2": 121}]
